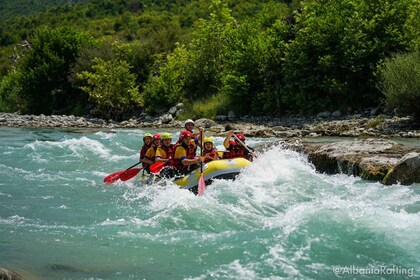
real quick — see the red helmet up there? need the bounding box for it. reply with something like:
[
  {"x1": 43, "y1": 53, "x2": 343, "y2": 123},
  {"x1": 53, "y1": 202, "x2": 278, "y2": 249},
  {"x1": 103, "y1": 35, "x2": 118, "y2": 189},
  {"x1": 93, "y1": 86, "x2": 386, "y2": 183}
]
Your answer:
[
  {"x1": 236, "y1": 133, "x2": 246, "y2": 141},
  {"x1": 179, "y1": 130, "x2": 192, "y2": 139},
  {"x1": 229, "y1": 139, "x2": 236, "y2": 146},
  {"x1": 153, "y1": 133, "x2": 161, "y2": 140}
]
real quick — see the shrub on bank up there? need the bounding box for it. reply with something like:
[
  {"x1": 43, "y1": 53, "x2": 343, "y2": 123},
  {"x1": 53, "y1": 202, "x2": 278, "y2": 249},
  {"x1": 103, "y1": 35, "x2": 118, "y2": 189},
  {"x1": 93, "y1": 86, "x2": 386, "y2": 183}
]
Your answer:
[
  {"x1": 378, "y1": 52, "x2": 420, "y2": 123},
  {"x1": 0, "y1": 70, "x2": 22, "y2": 112}
]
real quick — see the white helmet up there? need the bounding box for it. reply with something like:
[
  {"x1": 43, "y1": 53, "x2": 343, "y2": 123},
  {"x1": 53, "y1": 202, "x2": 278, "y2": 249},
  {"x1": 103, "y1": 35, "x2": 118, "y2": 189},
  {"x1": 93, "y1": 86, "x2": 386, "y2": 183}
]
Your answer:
[{"x1": 184, "y1": 119, "x2": 194, "y2": 127}]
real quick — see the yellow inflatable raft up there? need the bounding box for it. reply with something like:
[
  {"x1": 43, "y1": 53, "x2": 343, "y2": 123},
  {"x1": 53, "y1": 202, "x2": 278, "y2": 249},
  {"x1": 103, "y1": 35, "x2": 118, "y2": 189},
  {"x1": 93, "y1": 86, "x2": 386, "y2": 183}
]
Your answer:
[{"x1": 173, "y1": 158, "x2": 251, "y2": 192}]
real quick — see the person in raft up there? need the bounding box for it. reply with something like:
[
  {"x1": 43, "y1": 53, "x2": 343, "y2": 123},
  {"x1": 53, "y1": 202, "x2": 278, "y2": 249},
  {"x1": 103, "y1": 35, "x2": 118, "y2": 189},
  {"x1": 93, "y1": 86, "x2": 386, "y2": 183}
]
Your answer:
[
  {"x1": 202, "y1": 137, "x2": 221, "y2": 163},
  {"x1": 142, "y1": 133, "x2": 161, "y2": 173},
  {"x1": 181, "y1": 119, "x2": 205, "y2": 150},
  {"x1": 139, "y1": 133, "x2": 153, "y2": 172},
  {"x1": 172, "y1": 130, "x2": 203, "y2": 176},
  {"x1": 155, "y1": 132, "x2": 174, "y2": 164},
  {"x1": 153, "y1": 132, "x2": 176, "y2": 178},
  {"x1": 223, "y1": 130, "x2": 255, "y2": 162},
  {"x1": 183, "y1": 119, "x2": 203, "y2": 139}
]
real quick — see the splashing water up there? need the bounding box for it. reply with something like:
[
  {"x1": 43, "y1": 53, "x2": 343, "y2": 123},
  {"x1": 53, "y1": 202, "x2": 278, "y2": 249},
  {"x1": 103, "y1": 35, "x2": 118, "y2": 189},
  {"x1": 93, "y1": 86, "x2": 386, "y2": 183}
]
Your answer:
[{"x1": 0, "y1": 128, "x2": 419, "y2": 279}]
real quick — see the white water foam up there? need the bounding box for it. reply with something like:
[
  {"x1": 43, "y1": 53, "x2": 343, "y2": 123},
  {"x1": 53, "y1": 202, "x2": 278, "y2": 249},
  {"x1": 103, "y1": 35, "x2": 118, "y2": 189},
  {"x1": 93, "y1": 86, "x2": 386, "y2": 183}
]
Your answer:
[{"x1": 24, "y1": 136, "x2": 128, "y2": 160}]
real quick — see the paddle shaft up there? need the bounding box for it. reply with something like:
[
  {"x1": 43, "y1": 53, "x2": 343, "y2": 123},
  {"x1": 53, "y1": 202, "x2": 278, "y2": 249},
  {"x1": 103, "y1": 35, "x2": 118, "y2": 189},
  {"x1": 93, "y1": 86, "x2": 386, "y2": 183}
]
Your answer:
[
  {"x1": 200, "y1": 130, "x2": 203, "y2": 173},
  {"x1": 197, "y1": 130, "x2": 206, "y2": 196},
  {"x1": 125, "y1": 161, "x2": 142, "y2": 171}
]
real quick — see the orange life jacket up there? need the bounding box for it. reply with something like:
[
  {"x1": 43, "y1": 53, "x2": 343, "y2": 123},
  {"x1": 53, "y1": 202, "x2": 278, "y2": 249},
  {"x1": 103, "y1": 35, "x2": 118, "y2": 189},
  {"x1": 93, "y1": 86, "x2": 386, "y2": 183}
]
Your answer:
[{"x1": 203, "y1": 148, "x2": 218, "y2": 163}]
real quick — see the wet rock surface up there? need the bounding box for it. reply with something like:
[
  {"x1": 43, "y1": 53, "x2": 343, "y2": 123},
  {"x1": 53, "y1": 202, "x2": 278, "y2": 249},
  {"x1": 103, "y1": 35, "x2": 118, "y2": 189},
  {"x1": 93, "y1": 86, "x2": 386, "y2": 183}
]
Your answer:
[
  {"x1": 301, "y1": 139, "x2": 419, "y2": 185},
  {"x1": 0, "y1": 268, "x2": 23, "y2": 280},
  {"x1": 382, "y1": 152, "x2": 420, "y2": 185}
]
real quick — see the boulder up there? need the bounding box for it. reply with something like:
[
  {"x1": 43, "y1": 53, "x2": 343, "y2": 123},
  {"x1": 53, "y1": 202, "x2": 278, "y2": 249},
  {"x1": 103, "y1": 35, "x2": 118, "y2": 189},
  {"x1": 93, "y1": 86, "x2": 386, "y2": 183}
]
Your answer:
[
  {"x1": 0, "y1": 268, "x2": 23, "y2": 280},
  {"x1": 332, "y1": 110, "x2": 342, "y2": 118},
  {"x1": 176, "y1": 109, "x2": 185, "y2": 118},
  {"x1": 168, "y1": 106, "x2": 177, "y2": 115},
  {"x1": 359, "y1": 156, "x2": 399, "y2": 181},
  {"x1": 175, "y1": 103, "x2": 184, "y2": 109},
  {"x1": 316, "y1": 111, "x2": 331, "y2": 118},
  {"x1": 383, "y1": 152, "x2": 420, "y2": 185},
  {"x1": 160, "y1": 113, "x2": 173, "y2": 124},
  {"x1": 253, "y1": 128, "x2": 275, "y2": 137},
  {"x1": 194, "y1": 118, "x2": 218, "y2": 128},
  {"x1": 225, "y1": 123, "x2": 236, "y2": 131},
  {"x1": 305, "y1": 138, "x2": 417, "y2": 182},
  {"x1": 228, "y1": 111, "x2": 236, "y2": 120},
  {"x1": 272, "y1": 126, "x2": 287, "y2": 131}
]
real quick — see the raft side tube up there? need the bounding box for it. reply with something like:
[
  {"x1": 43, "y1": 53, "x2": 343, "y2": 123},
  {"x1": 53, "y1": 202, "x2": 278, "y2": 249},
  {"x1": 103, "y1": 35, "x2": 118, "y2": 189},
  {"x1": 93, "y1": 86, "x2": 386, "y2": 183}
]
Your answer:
[{"x1": 174, "y1": 158, "x2": 251, "y2": 190}]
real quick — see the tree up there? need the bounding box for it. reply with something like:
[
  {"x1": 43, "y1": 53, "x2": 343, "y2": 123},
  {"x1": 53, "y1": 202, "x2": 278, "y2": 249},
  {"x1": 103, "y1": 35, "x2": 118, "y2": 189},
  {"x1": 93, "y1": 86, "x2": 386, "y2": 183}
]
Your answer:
[
  {"x1": 142, "y1": 45, "x2": 188, "y2": 114},
  {"x1": 281, "y1": 0, "x2": 414, "y2": 114},
  {"x1": 77, "y1": 57, "x2": 141, "y2": 120},
  {"x1": 17, "y1": 26, "x2": 94, "y2": 114}
]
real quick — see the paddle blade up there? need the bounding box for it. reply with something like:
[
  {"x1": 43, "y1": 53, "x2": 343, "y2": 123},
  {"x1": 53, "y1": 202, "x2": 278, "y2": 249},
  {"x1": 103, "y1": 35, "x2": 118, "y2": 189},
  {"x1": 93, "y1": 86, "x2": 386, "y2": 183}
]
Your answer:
[
  {"x1": 150, "y1": 161, "x2": 166, "y2": 174},
  {"x1": 119, "y1": 168, "x2": 142, "y2": 181},
  {"x1": 197, "y1": 174, "x2": 206, "y2": 196},
  {"x1": 103, "y1": 171, "x2": 123, "y2": 184}
]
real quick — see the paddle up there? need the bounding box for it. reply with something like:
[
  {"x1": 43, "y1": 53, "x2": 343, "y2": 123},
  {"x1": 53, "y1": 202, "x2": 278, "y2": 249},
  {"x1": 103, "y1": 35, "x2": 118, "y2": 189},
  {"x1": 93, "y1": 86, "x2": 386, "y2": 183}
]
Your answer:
[
  {"x1": 118, "y1": 160, "x2": 170, "y2": 182},
  {"x1": 103, "y1": 162, "x2": 142, "y2": 184},
  {"x1": 197, "y1": 130, "x2": 206, "y2": 196},
  {"x1": 119, "y1": 168, "x2": 143, "y2": 181},
  {"x1": 150, "y1": 161, "x2": 166, "y2": 174}
]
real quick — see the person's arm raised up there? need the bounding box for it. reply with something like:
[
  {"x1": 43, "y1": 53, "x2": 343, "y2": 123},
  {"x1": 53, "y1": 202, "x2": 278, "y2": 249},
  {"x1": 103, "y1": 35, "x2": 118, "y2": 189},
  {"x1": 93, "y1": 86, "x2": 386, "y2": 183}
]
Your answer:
[{"x1": 223, "y1": 130, "x2": 234, "y2": 149}]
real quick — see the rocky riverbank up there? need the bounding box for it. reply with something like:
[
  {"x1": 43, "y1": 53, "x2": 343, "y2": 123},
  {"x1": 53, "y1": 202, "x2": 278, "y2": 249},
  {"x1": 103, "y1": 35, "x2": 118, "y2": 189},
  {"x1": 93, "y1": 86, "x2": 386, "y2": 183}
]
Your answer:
[
  {"x1": 301, "y1": 138, "x2": 419, "y2": 185},
  {"x1": 1, "y1": 112, "x2": 419, "y2": 138},
  {"x1": 1, "y1": 112, "x2": 419, "y2": 185}
]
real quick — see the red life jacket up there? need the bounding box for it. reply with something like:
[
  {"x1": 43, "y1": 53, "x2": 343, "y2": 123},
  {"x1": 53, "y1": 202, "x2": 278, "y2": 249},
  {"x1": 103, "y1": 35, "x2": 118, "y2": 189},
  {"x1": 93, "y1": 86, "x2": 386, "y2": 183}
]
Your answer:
[
  {"x1": 224, "y1": 141, "x2": 253, "y2": 161},
  {"x1": 223, "y1": 150, "x2": 232, "y2": 159},
  {"x1": 160, "y1": 144, "x2": 174, "y2": 159},
  {"x1": 171, "y1": 142, "x2": 196, "y2": 170},
  {"x1": 140, "y1": 143, "x2": 152, "y2": 169},
  {"x1": 228, "y1": 144, "x2": 247, "y2": 159},
  {"x1": 140, "y1": 143, "x2": 151, "y2": 160}
]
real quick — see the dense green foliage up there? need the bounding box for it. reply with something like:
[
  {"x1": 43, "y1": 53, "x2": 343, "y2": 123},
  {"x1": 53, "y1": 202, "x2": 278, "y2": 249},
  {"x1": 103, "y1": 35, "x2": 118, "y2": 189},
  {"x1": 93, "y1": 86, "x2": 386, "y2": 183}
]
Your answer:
[
  {"x1": 378, "y1": 51, "x2": 420, "y2": 122},
  {"x1": 16, "y1": 27, "x2": 94, "y2": 114},
  {"x1": 78, "y1": 57, "x2": 141, "y2": 119},
  {"x1": 0, "y1": 0, "x2": 419, "y2": 120},
  {"x1": 0, "y1": 0, "x2": 88, "y2": 20},
  {"x1": 281, "y1": 0, "x2": 416, "y2": 113}
]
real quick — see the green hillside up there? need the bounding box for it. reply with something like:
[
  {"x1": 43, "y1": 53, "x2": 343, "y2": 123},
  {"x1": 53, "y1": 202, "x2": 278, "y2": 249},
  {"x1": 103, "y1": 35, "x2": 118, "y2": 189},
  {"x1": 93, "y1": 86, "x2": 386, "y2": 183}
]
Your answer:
[
  {"x1": 0, "y1": 0, "x2": 418, "y2": 121},
  {"x1": 0, "y1": 0, "x2": 89, "y2": 21}
]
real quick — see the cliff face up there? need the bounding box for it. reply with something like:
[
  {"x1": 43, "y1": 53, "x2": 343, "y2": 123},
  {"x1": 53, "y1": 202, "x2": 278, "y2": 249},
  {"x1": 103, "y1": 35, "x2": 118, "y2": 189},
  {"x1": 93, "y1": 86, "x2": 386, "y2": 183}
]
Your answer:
[{"x1": 302, "y1": 139, "x2": 420, "y2": 185}]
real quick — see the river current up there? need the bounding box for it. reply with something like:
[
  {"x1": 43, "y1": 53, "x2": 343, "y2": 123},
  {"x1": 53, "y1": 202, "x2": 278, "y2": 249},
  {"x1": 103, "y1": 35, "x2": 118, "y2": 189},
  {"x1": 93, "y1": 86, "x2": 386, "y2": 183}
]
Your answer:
[{"x1": 0, "y1": 127, "x2": 419, "y2": 279}]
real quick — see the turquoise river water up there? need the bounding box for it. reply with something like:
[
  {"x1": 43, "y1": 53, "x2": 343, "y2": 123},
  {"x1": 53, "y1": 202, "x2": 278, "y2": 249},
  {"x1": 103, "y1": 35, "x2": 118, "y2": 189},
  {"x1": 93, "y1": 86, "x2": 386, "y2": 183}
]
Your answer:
[{"x1": 0, "y1": 127, "x2": 419, "y2": 280}]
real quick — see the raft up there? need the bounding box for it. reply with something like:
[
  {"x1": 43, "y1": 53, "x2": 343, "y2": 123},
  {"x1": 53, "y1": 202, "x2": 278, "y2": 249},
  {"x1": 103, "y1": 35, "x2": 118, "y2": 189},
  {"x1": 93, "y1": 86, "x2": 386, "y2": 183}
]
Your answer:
[
  {"x1": 174, "y1": 158, "x2": 251, "y2": 192},
  {"x1": 141, "y1": 158, "x2": 251, "y2": 193}
]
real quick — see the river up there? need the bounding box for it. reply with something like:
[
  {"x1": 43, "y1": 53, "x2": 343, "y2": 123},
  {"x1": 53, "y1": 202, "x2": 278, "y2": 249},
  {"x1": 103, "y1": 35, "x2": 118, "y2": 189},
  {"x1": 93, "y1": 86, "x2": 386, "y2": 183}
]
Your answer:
[{"x1": 0, "y1": 127, "x2": 419, "y2": 279}]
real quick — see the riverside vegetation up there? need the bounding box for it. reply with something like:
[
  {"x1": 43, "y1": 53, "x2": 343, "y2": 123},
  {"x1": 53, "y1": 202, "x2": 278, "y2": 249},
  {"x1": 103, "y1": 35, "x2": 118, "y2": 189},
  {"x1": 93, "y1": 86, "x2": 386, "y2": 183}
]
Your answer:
[{"x1": 0, "y1": 0, "x2": 419, "y2": 122}]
